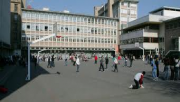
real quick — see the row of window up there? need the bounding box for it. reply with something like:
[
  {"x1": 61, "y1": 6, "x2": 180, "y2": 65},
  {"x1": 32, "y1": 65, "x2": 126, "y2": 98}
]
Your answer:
[
  {"x1": 22, "y1": 23, "x2": 117, "y2": 35},
  {"x1": 121, "y1": 9, "x2": 137, "y2": 15},
  {"x1": 166, "y1": 21, "x2": 180, "y2": 30},
  {"x1": 22, "y1": 11, "x2": 117, "y2": 26},
  {"x1": 28, "y1": 47, "x2": 113, "y2": 51},
  {"x1": 121, "y1": 2, "x2": 137, "y2": 8},
  {"x1": 22, "y1": 36, "x2": 117, "y2": 43},
  {"x1": 121, "y1": 37, "x2": 158, "y2": 45}
]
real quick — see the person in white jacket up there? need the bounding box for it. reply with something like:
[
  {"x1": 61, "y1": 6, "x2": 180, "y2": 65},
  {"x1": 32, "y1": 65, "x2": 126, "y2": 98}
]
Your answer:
[{"x1": 76, "y1": 56, "x2": 80, "y2": 72}]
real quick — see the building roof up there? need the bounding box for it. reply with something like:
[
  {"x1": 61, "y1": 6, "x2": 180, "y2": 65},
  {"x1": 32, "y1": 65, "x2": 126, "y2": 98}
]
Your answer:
[
  {"x1": 22, "y1": 8, "x2": 119, "y2": 20},
  {"x1": 150, "y1": 6, "x2": 180, "y2": 14}
]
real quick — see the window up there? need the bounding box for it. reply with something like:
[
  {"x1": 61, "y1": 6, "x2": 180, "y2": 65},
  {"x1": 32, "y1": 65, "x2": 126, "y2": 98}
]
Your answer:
[
  {"x1": 45, "y1": 26, "x2": 48, "y2": 31},
  {"x1": 130, "y1": 10, "x2": 136, "y2": 15},
  {"x1": 121, "y1": 17, "x2": 127, "y2": 22},
  {"x1": 77, "y1": 28, "x2": 80, "y2": 32},
  {"x1": 27, "y1": 25, "x2": 30, "y2": 29},
  {"x1": 122, "y1": 9, "x2": 127, "y2": 14},
  {"x1": 14, "y1": 4, "x2": 18, "y2": 12}
]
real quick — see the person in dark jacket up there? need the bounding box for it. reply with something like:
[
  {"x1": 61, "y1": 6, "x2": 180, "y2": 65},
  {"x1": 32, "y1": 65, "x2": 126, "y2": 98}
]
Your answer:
[
  {"x1": 99, "y1": 56, "x2": 104, "y2": 72},
  {"x1": 129, "y1": 54, "x2": 134, "y2": 67},
  {"x1": 169, "y1": 57, "x2": 175, "y2": 80},
  {"x1": 155, "y1": 58, "x2": 159, "y2": 77},
  {"x1": 105, "y1": 56, "x2": 109, "y2": 69}
]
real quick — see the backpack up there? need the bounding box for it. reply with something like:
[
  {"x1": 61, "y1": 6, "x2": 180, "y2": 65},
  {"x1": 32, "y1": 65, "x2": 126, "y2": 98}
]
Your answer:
[{"x1": 0, "y1": 86, "x2": 8, "y2": 93}]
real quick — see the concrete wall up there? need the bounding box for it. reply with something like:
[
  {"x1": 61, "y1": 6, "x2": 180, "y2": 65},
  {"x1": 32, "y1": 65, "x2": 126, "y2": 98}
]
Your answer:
[
  {"x1": 164, "y1": 10, "x2": 180, "y2": 17},
  {"x1": 0, "y1": 0, "x2": 11, "y2": 45}
]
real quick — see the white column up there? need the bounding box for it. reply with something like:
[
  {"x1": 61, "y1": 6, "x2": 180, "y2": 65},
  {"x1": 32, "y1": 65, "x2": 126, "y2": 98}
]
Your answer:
[
  {"x1": 26, "y1": 43, "x2": 31, "y2": 80},
  {"x1": 179, "y1": 37, "x2": 180, "y2": 51}
]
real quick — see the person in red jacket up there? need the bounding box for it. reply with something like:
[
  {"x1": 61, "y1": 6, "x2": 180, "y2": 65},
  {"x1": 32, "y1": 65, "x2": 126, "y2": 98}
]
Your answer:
[
  {"x1": 118, "y1": 55, "x2": 121, "y2": 64},
  {"x1": 94, "y1": 55, "x2": 98, "y2": 64},
  {"x1": 129, "y1": 71, "x2": 146, "y2": 89}
]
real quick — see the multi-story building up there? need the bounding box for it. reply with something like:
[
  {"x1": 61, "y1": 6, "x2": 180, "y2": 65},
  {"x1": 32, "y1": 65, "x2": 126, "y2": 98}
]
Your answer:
[
  {"x1": 94, "y1": 0, "x2": 139, "y2": 53},
  {"x1": 94, "y1": 0, "x2": 138, "y2": 28},
  {"x1": 21, "y1": 9, "x2": 119, "y2": 55},
  {"x1": 120, "y1": 6, "x2": 180, "y2": 58},
  {"x1": 0, "y1": 0, "x2": 11, "y2": 56},
  {"x1": 164, "y1": 17, "x2": 180, "y2": 54},
  {"x1": 10, "y1": 0, "x2": 26, "y2": 55}
]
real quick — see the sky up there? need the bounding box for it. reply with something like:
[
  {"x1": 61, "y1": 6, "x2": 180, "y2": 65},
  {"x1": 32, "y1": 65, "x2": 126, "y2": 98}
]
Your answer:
[{"x1": 29, "y1": 0, "x2": 180, "y2": 18}]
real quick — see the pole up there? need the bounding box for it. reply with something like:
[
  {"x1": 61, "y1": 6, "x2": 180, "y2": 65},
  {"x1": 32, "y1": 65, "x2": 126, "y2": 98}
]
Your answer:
[
  {"x1": 143, "y1": 48, "x2": 144, "y2": 61},
  {"x1": 26, "y1": 43, "x2": 30, "y2": 80},
  {"x1": 139, "y1": 47, "x2": 145, "y2": 61}
]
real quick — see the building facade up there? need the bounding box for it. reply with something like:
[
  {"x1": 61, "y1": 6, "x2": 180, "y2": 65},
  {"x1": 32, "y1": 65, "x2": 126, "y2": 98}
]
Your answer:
[
  {"x1": 94, "y1": 0, "x2": 138, "y2": 53},
  {"x1": 21, "y1": 9, "x2": 119, "y2": 55},
  {"x1": 94, "y1": 0, "x2": 138, "y2": 29},
  {"x1": 0, "y1": 0, "x2": 11, "y2": 56},
  {"x1": 10, "y1": 0, "x2": 26, "y2": 55},
  {"x1": 120, "y1": 7, "x2": 180, "y2": 58},
  {"x1": 164, "y1": 17, "x2": 180, "y2": 53}
]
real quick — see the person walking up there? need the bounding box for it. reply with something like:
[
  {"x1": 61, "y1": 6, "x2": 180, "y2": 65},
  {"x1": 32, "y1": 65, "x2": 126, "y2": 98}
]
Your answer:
[
  {"x1": 163, "y1": 57, "x2": 170, "y2": 80},
  {"x1": 152, "y1": 58, "x2": 158, "y2": 81},
  {"x1": 105, "y1": 56, "x2": 109, "y2": 69},
  {"x1": 94, "y1": 55, "x2": 98, "y2": 64},
  {"x1": 129, "y1": 71, "x2": 146, "y2": 89},
  {"x1": 73, "y1": 56, "x2": 76, "y2": 66},
  {"x1": 169, "y1": 57, "x2": 175, "y2": 80},
  {"x1": 64, "y1": 55, "x2": 68, "y2": 66},
  {"x1": 34, "y1": 56, "x2": 37, "y2": 68},
  {"x1": 99, "y1": 56, "x2": 104, "y2": 72},
  {"x1": 51, "y1": 55, "x2": 55, "y2": 67},
  {"x1": 124, "y1": 55, "x2": 128, "y2": 67},
  {"x1": 174, "y1": 57, "x2": 180, "y2": 80},
  {"x1": 113, "y1": 57, "x2": 118, "y2": 72},
  {"x1": 47, "y1": 56, "x2": 51, "y2": 68},
  {"x1": 76, "y1": 56, "x2": 80, "y2": 72},
  {"x1": 129, "y1": 54, "x2": 134, "y2": 67}
]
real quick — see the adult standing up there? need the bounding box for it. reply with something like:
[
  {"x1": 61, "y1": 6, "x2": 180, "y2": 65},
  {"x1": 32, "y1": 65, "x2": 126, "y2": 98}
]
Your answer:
[
  {"x1": 155, "y1": 58, "x2": 159, "y2": 77},
  {"x1": 174, "y1": 57, "x2": 180, "y2": 80},
  {"x1": 117, "y1": 55, "x2": 121, "y2": 65},
  {"x1": 124, "y1": 55, "x2": 128, "y2": 67},
  {"x1": 169, "y1": 57, "x2": 175, "y2": 80},
  {"x1": 105, "y1": 56, "x2": 109, "y2": 69},
  {"x1": 94, "y1": 55, "x2": 98, "y2": 64},
  {"x1": 34, "y1": 56, "x2": 37, "y2": 68},
  {"x1": 51, "y1": 55, "x2": 55, "y2": 67},
  {"x1": 65, "y1": 55, "x2": 68, "y2": 66},
  {"x1": 99, "y1": 56, "x2": 104, "y2": 72},
  {"x1": 113, "y1": 57, "x2": 118, "y2": 72},
  {"x1": 76, "y1": 56, "x2": 80, "y2": 72},
  {"x1": 47, "y1": 56, "x2": 51, "y2": 68},
  {"x1": 163, "y1": 57, "x2": 170, "y2": 80},
  {"x1": 129, "y1": 54, "x2": 134, "y2": 67}
]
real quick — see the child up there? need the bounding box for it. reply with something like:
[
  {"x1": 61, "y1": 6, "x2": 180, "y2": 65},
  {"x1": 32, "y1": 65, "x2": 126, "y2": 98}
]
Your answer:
[{"x1": 129, "y1": 71, "x2": 146, "y2": 89}]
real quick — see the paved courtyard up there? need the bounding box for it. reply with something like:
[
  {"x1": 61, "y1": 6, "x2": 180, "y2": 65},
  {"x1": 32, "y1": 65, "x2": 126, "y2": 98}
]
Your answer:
[{"x1": 0, "y1": 59, "x2": 180, "y2": 102}]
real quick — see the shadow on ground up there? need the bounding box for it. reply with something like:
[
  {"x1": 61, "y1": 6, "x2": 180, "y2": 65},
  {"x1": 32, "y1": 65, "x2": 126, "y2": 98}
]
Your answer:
[
  {"x1": 0, "y1": 62, "x2": 58, "y2": 100},
  {"x1": 144, "y1": 71, "x2": 180, "y2": 96}
]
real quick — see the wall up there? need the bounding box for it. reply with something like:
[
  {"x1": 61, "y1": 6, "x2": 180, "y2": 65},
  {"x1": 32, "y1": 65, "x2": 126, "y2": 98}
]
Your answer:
[
  {"x1": 0, "y1": 0, "x2": 11, "y2": 45},
  {"x1": 164, "y1": 10, "x2": 180, "y2": 17}
]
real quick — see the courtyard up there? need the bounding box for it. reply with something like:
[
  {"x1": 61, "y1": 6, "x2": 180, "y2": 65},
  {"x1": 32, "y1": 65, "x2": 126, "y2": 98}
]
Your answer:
[{"x1": 0, "y1": 59, "x2": 180, "y2": 102}]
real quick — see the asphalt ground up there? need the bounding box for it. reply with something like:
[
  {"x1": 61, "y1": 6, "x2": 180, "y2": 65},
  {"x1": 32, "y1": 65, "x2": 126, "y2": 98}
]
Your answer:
[{"x1": 0, "y1": 59, "x2": 180, "y2": 102}]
